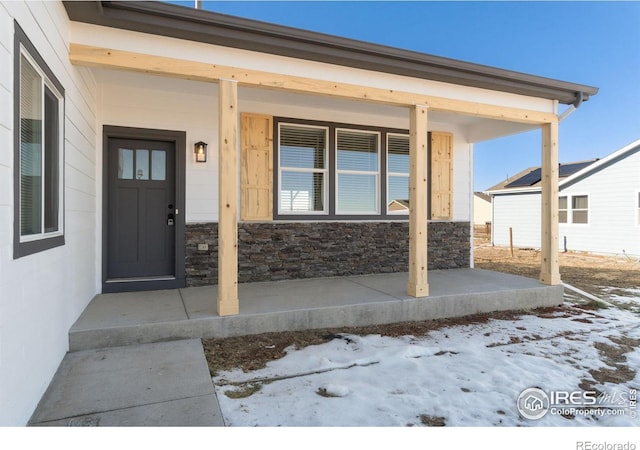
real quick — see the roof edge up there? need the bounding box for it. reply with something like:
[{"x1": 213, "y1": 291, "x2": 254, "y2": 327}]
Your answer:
[
  {"x1": 488, "y1": 139, "x2": 640, "y2": 194},
  {"x1": 63, "y1": 1, "x2": 598, "y2": 105}
]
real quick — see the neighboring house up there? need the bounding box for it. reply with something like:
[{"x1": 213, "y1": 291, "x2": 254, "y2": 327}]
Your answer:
[
  {"x1": 0, "y1": 1, "x2": 597, "y2": 425},
  {"x1": 473, "y1": 192, "x2": 492, "y2": 226},
  {"x1": 488, "y1": 139, "x2": 640, "y2": 257}
]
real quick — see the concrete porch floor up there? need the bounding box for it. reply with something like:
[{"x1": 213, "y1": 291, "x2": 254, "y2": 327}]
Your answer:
[{"x1": 69, "y1": 269, "x2": 563, "y2": 352}]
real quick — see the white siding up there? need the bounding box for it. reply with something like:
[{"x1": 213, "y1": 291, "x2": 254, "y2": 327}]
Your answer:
[
  {"x1": 0, "y1": 1, "x2": 98, "y2": 425},
  {"x1": 99, "y1": 70, "x2": 474, "y2": 223},
  {"x1": 491, "y1": 148, "x2": 640, "y2": 257},
  {"x1": 492, "y1": 192, "x2": 541, "y2": 248},
  {"x1": 559, "y1": 150, "x2": 640, "y2": 256}
]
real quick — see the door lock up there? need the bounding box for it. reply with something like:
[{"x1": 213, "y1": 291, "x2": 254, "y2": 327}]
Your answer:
[{"x1": 167, "y1": 213, "x2": 175, "y2": 226}]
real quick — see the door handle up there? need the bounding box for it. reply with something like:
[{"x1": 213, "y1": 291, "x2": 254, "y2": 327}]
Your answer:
[{"x1": 167, "y1": 213, "x2": 174, "y2": 226}]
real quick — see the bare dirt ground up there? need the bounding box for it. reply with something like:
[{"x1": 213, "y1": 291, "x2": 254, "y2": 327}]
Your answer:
[
  {"x1": 473, "y1": 226, "x2": 640, "y2": 296},
  {"x1": 203, "y1": 228, "x2": 639, "y2": 376}
]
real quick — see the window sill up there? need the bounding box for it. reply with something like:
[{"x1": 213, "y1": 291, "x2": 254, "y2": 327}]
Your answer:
[{"x1": 13, "y1": 234, "x2": 65, "y2": 259}]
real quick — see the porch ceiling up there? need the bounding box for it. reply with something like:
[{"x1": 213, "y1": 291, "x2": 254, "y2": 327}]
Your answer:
[
  {"x1": 70, "y1": 43, "x2": 557, "y2": 127},
  {"x1": 92, "y1": 65, "x2": 539, "y2": 143}
]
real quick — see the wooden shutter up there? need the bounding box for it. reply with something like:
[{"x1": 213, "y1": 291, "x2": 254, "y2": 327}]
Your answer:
[
  {"x1": 430, "y1": 131, "x2": 453, "y2": 220},
  {"x1": 240, "y1": 113, "x2": 273, "y2": 221}
]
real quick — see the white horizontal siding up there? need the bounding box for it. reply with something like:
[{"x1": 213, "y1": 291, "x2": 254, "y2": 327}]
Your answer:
[
  {"x1": 0, "y1": 1, "x2": 98, "y2": 426},
  {"x1": 492, "y1": 192, "x2": 541, "y2": 248},
  {"x1": 560, "y1": 150, "x2": 640, "y2": 256},
  {"x1": 492, "y1": 149, "x2": 640, "y2": 257}
]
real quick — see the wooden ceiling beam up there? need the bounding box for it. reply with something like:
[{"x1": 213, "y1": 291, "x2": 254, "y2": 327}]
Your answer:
[{"x1": 70, "y1": 43, "x2": 557, "y2": 124}]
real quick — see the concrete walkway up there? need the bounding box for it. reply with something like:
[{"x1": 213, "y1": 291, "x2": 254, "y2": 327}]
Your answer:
[
  {"x1": 29, "y1": 339, "x2": 224, "y2": 426},
  {"x1": 29, "y1": 269, "x2": 562, "y2": 426}
]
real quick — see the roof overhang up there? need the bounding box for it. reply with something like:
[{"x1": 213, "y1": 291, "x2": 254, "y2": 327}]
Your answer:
[{"x1": 63, "y1": 1, "x2": 598, "y2": 106}]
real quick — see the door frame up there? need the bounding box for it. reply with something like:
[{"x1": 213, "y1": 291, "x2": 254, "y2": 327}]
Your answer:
[{"x1": 102, "y1": 125, "x2": 186, "y2": 293}]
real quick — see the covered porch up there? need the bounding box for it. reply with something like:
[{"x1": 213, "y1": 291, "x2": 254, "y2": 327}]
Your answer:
[
  {"x1": 62, "y1": 1, "x2": 591, "y2": 325},
  {"x1": 69, "y1": 269, "x2": 563, "y2": 351}
]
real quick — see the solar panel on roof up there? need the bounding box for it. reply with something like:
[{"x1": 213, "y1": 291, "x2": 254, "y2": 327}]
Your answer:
[
  {"x1": 505, "y1": 168, "x2": 542, "y2": 188},
  {"x1": 558, "y1": 161, "x2": 594, "y2": 177}
]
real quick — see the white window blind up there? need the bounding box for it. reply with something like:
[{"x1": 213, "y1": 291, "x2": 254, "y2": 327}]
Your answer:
[
  {"x1": 336, "y1": 129, "x2": 379, "y2": 214},
  {"x1": 20, "y1": 54, "x2": 43, "y2": 236},
  {"x1": 279, "y1": 124, "x2": 327, "y2": 213}
]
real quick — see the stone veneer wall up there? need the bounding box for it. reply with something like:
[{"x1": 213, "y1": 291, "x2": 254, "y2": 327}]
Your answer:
[{"x1": 185, "y1": 221, "x2": 470, "y2": 287}]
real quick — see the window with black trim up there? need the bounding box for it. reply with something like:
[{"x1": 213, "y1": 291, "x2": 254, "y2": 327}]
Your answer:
[
  {"x1": 14, "y1": 22, "x2": 65, "y2": 258},
  {"x1": 278, "y1": 123, "x2": 328, "y2": 214},
  {"x1": 275, "y1": 118, "x2": 412, "y2": 219},
  {"x1": 336, "y1": 129, "x2": 380, "y2": 214},
  {"x1": 274, "y1": 118, "x2": 455, "y2": 220}
]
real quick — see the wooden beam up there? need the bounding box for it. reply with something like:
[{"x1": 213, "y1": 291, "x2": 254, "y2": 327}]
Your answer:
[
  {"x1": 69, "y1": 43, "x2": 557, "y2": 125},
  {"x1": 217, "y1": 79, "x2": 240, "y2": 316},
  {"x1": 407, "y1": 105, "x2": 429, "y2": 297},
  {"x1": 540, "y1": 121, "x2": 561, "y2": 285}
]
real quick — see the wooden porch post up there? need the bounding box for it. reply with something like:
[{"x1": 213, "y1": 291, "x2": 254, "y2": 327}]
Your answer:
[
  {"x1": 407, "y1": 105, "x2": 429, "y2": 297},
  {"x1": 540, "y1": 121, "x2": 561, "y2": 285},
  {"x1": 217, "y1": 79, "x2": 240, "y2": 315}
]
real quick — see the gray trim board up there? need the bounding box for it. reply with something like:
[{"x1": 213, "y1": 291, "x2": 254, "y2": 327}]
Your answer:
[
  {"x1": 102, "y1": 126, "x2": 186, "y2": 293},
  {"x1": 13, "y1": 20, "x2": 66, "y2": 259},
  {"x1": 62, "y1": 1, "x2": 598, "y2": 106}
]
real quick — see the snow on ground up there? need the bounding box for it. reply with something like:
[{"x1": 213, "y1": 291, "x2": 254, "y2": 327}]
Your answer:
[{"x1": 213, "y1": 294, "x2": 640, "y2": 427}]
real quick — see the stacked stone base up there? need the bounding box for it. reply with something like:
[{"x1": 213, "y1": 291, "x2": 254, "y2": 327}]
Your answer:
[{"x1": 185, "y1": 221, "x2": 470, "y2": 287}]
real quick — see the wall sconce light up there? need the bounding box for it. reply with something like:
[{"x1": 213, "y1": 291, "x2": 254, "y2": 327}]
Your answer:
[{"x1": 194, "y1": 141, "x2": 207, "y2": 163}]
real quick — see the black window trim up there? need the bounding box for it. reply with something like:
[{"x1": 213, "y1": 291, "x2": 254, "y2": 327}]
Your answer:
[
  {"x1": 13, "y1": 21, "x2": 66, "y2": 259},
  {"x1": 273, "y1": 117, "x2": 410, "y2": 221}
]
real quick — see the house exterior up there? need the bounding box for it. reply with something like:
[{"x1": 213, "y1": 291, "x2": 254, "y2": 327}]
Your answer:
[
  {"x1": 488, "y1": 139, "x2": 640, "y2": 257},
  {"x1": 473, "y1": 192, "x2": 492, "y2": 226},
  {"x1": 0, "y1": 1, "x2": 598, "y2": 425}
]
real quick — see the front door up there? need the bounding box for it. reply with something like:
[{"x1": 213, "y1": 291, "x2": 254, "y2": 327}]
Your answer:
[{"x1": 106, "y1": 138, "x2": 176, "y2": 283}]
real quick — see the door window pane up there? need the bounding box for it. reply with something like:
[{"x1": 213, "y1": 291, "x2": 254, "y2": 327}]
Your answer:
[
  {"x1": 151, "y1": 150, "x2": 166, "y2": 181},
  {"x1": 118, "y1": 148, "x2": 134, "y2": 179},
  {"x1": 136, "y1": 149, "x2": 149, "y2": 180}
]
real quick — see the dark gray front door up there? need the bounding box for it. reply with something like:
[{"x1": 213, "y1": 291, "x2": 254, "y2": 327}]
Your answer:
[{"x1": 107, "y1": 138, "x2": 176, "y2": 280}]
